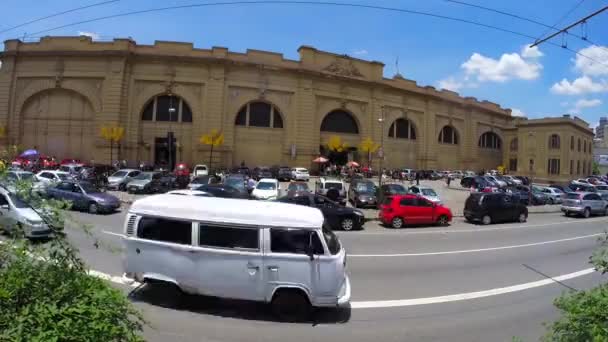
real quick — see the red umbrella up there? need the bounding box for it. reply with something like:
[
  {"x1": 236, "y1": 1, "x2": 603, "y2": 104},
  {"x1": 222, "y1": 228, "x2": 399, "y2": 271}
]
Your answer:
[
  {"x1": 346, "y1": 161, "x2": 360, "y2": 167},
  {"x1": 313, "y1": 156, "x2": 329, "y2": 163}
]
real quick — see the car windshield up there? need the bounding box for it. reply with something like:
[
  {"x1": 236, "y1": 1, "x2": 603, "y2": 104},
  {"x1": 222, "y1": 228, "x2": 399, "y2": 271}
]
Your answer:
[
  {"x1": 421, "y1": 188, "x2": 437, "y2": 196},
  {"x1": 225, "y1": 178, "x2": 245, "y2": 190},
  {"x1": 80, "y1": 183, "x2": 101, "y2": 193},
  {"x1": 256, "y1": 182, "x2": 276, "y2": 190},
  {"x1": 356, "y1": 182, "x2": 375, "y2": 193},
  {"x1": 134, "y1": 173, "x2": 153, "y2": 180},
  {"x1": 325, "y1": 182, "x2": 342, "y2": 190},
  {"x1": 9, "y1": 194, "x2": 29, "y2": 209},
  {"x1": 288, "y1": 183, "x2": 308, "y2": 191},
  {"x1": 112, "y1": 171, "x2": 128, "y2": 177}
]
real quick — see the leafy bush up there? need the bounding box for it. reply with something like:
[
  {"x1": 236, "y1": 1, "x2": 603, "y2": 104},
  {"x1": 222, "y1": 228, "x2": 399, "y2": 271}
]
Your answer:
[{"x1": 0, "y1": 145, "x2": 145, "y2": 341}]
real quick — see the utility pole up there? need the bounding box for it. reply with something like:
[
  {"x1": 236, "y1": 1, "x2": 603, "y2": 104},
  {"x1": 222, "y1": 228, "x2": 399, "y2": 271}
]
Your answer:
[
  {"x1": 378, "y1": 105, "x2": 385, "y2": 186},
  {"x1": 531, "y1": 6, "x2": 608, "y2": 47}
]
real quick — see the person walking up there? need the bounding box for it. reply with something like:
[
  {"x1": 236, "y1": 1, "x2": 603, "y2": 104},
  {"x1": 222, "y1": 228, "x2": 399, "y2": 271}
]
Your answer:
[
  {"x1": 247, "y1": 176, "x2": 256, "y2": 195},
  {"x1": 415, "y1": 171, "x2": 420, "y2": 185}
]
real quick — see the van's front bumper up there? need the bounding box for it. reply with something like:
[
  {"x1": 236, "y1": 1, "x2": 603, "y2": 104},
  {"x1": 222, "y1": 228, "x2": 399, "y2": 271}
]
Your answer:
[{"x1": 337, "y1": 276, "x2": 351, "y2": 306}]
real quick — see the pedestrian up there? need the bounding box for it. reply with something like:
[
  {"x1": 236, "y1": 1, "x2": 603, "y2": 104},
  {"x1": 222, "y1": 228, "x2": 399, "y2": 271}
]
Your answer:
[
  {"x1": 446, "y1": 174, "x2": 452, "y2": 187},
  {"x1": 415, "y1": 171, "x2": 420, "y2": 185},
  {"x1": 247, "y1": 176, "x2": 256, "y2": 195}
]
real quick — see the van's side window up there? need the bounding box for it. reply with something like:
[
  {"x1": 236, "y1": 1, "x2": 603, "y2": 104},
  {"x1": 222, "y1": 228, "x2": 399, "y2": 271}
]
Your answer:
[
  {"x1": 199, "y1": 225, "x2": 259, "y2": 250},
  {"x1": 270, "y1": 228, "x2": 323, "y2": 255},
  {"x1": 138, "y1": 217, "x2": 192, "y2": 245}
]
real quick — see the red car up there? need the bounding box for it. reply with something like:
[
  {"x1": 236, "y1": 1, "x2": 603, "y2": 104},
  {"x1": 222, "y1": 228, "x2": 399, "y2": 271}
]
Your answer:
[
  {"x1": 39, "y1": 155, "x2": 59, "y2": 169},
  {"x1": 174, "y1": 163, "x2": 191, "y2": 177},
  {"x1": 379, "y1": 194, "x2": 453, "y2": 228}
]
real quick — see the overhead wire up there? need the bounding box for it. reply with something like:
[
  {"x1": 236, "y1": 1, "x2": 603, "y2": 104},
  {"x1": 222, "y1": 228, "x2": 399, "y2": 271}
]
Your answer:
[
  {"x1": 535, "y1": 0, "x2": 586, "y2": 42},
  {"x1": 8, "y1": 0, "x2": 608, "y2": 70},
  {"x1": 0, "y1": 0, "x2": 121, "y2": 35}
]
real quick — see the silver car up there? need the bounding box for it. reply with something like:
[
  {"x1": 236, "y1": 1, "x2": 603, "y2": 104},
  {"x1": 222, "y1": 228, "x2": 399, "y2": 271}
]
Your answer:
[
  {"x1": 0, "y1": 187, "x2": 51, "y2": 238},
  {"x1": 107, "y1": 169, "x2": 141, "y2": 191},
  {"x1": 409, "y1": 185, "x2": 442, "y2": 205},
  {"x1": 561, "y1": 192, "x2": 607, "y2": 218},
  {"x1": 541, "y1": 186, "x2": 564, "y2": 204}
]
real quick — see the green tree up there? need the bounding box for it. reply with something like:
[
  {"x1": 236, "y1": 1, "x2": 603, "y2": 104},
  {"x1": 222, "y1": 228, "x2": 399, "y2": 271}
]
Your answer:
[
  {"x1": 0, "y1": 145, "x2": 145, "y2": 341},
  {"x1": 592, "y1": 161, "x2": 600, "y2": 175}
]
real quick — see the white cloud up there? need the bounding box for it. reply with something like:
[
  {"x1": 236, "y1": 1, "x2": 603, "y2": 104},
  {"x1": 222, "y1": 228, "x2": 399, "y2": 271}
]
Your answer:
[
  {"x1": 353, "y1": 49, "x2": 368, "y2": 56},
  {"x1": 78, "y1": 31, "x2": 100, "y2": 40},
  {"x1": 551, "y1": 76, "x2": 608, "y2": 95},
  {"x1": 575, "y1": 45, "x2": 608, "y2": 76},
  {"x1": 560, "y1": 101, "x2": 569, "y2": 107},
  {"x1": 461, "y1": 52, "x2": 542, "y2": 82},
  {"x1": 569, "y1": 98, "x2": 602, "y2": 114},
  {"x1": 521, "y1": 45, "x2": 543, "y2": 58},
  {"x1": 511, "y1": 108, "x2": 526, "y2": 117},
  {"x1": 437, "y1": 77, "x2": 464, "y2": 92}
]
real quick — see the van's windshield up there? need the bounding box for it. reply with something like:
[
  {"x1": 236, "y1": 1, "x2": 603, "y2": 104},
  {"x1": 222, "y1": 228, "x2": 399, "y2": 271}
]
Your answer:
[{"x1": 322, "y1": 223, "x2": 340, "y2": 255}]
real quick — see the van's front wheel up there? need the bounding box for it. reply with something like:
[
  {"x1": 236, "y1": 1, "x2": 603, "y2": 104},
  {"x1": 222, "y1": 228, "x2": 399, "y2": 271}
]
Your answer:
[{"x1": 271, "y1": 289, "x2": 311, "y2": 322}]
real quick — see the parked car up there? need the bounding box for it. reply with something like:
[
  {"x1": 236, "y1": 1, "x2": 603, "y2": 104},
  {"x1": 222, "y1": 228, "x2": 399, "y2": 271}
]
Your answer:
[
  {"x1": 292, "y1": 167, "x2": 310, "y2": 181},
  {"x1": 278, "y1": 192, "x2": 364, "y2": 231},
  {"x1": 47, "y1": 181, "x2": 120, "y2": 214},
  {"x1": 35, "y1": 170, "x2": 71, "y2": 186},
  {"x1": 506, "y1": 186, "x2": 530, "y2": 205},
  {"x1": 278, "y1": 166, "x2": 293, "y2": 181},
  {"x1": 286, "y1": 181, "x2": 310, "y2": 196},
  {"x1": 586, "y1": 177, "x2": 606, "y2": 185},
  {"x1": 502, "y1": 175, "x2": 522, "y2": 185},
  {"x1": 315, "y1": 177, "x2": 346, "y2": 205},
  {"x1": 192, "y1": 164, "x2": 209, "y2": 178},
  {"x1": 60, "y1": 158, "x2": 83, "y2": 166},
  {"x1": 484, "y1": 175, "x2": 505, "y2": 188},
  {"x1": 174, "y1": 163, "x2": 191, "y2": 178},
  {"x1": 107, "y1": 169, "x2": 141, "y2": 191},
  {"x1": 252, "y1": 166, "x2": 274, "y2": 181},
  {"x1": 235, "y1": 166, "x2": 251, "y2": 177},
  {"x1": 166, "y1": 189, "x2": 213, "y2": 197},
  {"x1": 197, "y1": 184, "x2": 249, "y2": 199},
  {"x1": 530, "y1": 186, "x2": 549, "y2": 205},
  {"x1": 0, "y1": 187, "x2": 51, "y2": 238},
  {"x1": 561, "y1": 192, "x2": 608, "y2": 218},
  {"x1": 464, "y1": 170, "x2": 476, "y2": 177},
  {"x1": 348, "y1": 179, "x2": 377, "y2": 208},
  {"x1": 568, "y1": 182, "x2": 597, "y2": 193},
  {"x1": 409, "y1": 185, "x2": 442, "y2": 205},
  {"x1": 461, "y1": 176, "x2": 487, "y2": 189},
  {"x1": 549, "y1": 184, "x2": 569, "y2": 193},
  {"x1": 572, "y1": 178, "x2": 590, "y2": 186},
  {"x1": 464, "y1": 192, "x2": 528, "y2": 225},
  {"x1": 540, "y1": 186, "x2": 564, "y2": 204},
  {"x1": 80, "y1": 164, "x2": 114, "y2": 188},
  {"x1": 514, "y1": 176, "x2": 530, "y2": 185},
  {"x1": 594, "y1": 184, "x2": 608, "y2": 194},
  {"x1": 224, "y1": 174, "x2": 248, "y2": 194},
  {"x1": 376, "y1": 183, "x2": 408, "y2": 208},
  {"x1": 123, "y1": 194, "x2": 350, "y2": 321},
  {"x1": 401, "y1": 169, "x2": 415, "y2": 180},
  {"x1": 379, "y1": 194, "x2": 452, "y2": 228},
  {"x1": 4, "y1": 170, "x2": 45, "y2": 194},
  {"x1": 252, "y1": 178, "x2": 280, "y2": 200},
  {"x1": 126, "y1": 172, "x2": 164, "y2": 194},
  {"x1": 188, "y1": 175, "x2": 220, "y2": 190}
]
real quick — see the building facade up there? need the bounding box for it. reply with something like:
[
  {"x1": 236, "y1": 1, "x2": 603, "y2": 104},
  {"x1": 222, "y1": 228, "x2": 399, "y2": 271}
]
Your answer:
[{"x1": 0, "y1": 36, "x2": 594, "y2": 182}]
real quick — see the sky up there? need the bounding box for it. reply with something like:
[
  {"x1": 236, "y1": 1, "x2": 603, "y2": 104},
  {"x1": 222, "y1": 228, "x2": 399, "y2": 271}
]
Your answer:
[{"x1": 1, "y1": 0, "x2": 607, "y2": 129}]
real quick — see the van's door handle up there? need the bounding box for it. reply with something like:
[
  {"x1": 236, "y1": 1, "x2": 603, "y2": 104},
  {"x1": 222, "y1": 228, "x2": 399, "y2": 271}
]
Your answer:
[
  {"x1": 267, "y1": 266, "x2": 279, "y2": 272},
  {"x1": 247, "y1": 263, "x2": 259, "y2": 270}
]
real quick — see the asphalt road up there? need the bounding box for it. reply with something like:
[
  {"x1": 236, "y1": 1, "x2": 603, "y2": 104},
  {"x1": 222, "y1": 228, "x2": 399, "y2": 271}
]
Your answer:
[{"x1": 49, "y1": 207, "x2": 607, "y2": 342}]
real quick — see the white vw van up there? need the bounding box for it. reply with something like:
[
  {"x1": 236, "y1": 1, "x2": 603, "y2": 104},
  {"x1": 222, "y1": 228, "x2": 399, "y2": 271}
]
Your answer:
[{"x1": 123, "y1": 194, "x2": 350, "y2": 320}]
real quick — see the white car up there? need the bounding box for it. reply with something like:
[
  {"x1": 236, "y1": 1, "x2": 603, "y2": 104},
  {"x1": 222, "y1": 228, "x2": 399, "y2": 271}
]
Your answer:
[
  {"x1": 35, "y1": 170, "x2": 71, "y2": 186},
  {"x1": 0, "y1": 187, "x2": 50, "y2": 238},
  {"x1": 502, "y1": 175, "x2": 522, "y2": 185},
  {"x1": 166, "y1": 189, "x2": 213, "y2": 197},
  {"x1": 485, "y1": 175, "x2": 507, "y2": 188},
  {"x1": 409, "y1": 185, "x2": 442, "y2": 204},
  {"x1": 252, "y1": 178, "x2": 280, "y2": 200},
  {"x1": 192, "y1": 164, "x2": 209, "y2": 178},
  {"x1": 292, "y1": 168, "x2": 310, "y2": 181}
]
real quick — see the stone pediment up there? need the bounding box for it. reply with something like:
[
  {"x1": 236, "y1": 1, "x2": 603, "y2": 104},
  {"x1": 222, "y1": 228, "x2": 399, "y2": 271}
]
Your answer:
[{"x1": 322, "y1": 59, "x2": 363, "y2": 77}]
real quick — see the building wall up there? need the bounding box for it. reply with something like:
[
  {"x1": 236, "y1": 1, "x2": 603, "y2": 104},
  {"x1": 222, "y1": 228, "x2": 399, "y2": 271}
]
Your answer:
[{"x1": 0, "y1": 37, "x2": 594, "y2": 181}]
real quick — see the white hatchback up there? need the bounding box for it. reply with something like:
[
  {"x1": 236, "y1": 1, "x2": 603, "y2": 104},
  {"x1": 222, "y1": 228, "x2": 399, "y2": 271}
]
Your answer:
[
  {"x1": 123, "y1": 195, "x2": 350, "y2": 321},
  {"x1": 292, "y1": 168, "x2": 310, "y2": 181},
  {"x1": 252, "y1": 178, "x2": 280, "y2": 200}
]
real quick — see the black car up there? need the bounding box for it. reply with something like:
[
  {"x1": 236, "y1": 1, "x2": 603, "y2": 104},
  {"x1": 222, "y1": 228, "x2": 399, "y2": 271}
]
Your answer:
[
  {"x1": 376, "y1": 183, "x2": 407, "y2": 208},
  {"x1": 197, "y1": 184, "x2": 250, "y2": 199},
  {"x1": 278, "y1": 192, "x2": 365, "y2": 231},
  {"x1": 234, "y1": 167, "x2": 250, "y2": 177},
  {"x1": 464, "y1": 192, "x2": 528, "y2": 225},
  {"x1": 252, "y1": 166, "x2": 274, "y2": 180},
  {"x1": 277, "y1": 166, "x2": 293, "y2": 181},
  {"x1": 514, "y1": 176, "x2": 530, "y2": 186},
  {"x1": 224, "y1": 174, "x2": 248, "y2": 194},
  {"x1": 188, "y1": 175, "x2": 220, "y2": 190},
  {"x1": 348, "y1": 179, "x2": 377, "y2": 208},
  {"x1": 461, "y1": 176, "x2": 490, "y2": 189}
]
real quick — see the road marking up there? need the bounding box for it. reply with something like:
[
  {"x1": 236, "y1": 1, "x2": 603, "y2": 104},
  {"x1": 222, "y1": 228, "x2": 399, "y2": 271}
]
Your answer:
[
  {"x1": 344, "y1": 217, "x2": 608, "y2": 235},
  {"x1": 349, "y1": 233, "x2": 604, "y2": 257},
  {"x1": 103, "y1": 230, "x2": 125, "y2": 238},
  {"x1": 350, "y1": 267, "x2": 596, "y2": 309}
]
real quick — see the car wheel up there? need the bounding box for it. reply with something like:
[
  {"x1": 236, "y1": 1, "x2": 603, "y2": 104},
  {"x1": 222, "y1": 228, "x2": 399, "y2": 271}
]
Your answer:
[
  {"x1": 583, "y1": 208, "x2": 591, "y2": 218},
  {"x1": 88, "y1": 203, "x2": 99, "y2": 214},
  {"x1": 518, "y1": 212, "x2": 527, "y2": 223},
  {"x1": 481, "y1": 215, "x2": 492, "y2": 225},
  {"x1": 271, "y1": 290, "x2": 311, "y2": 322},
  {"x1": 437, "y1": 215, "x2": 449, "y2": 226},
  {"x1": 391, "y1": 217, "x2": 404, "y2": 229},
  {"x1": 341, "y1": 217, "x2": 355, "y2": 231},
  {"x1": 119, "y1": 183, "x2": 126, "y2": 191},
  {"x1": 548, "y1": 198, "x2": 554, "y2": 205},
  {"x1": 564, "y1": 211, "x2": 570, "y2": 217}
]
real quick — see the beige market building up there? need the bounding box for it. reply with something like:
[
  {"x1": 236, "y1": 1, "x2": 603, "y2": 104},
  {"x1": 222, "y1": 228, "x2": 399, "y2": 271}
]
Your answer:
[{"x1": 0, "y1": 36, "x2": 594, "y2": 182}]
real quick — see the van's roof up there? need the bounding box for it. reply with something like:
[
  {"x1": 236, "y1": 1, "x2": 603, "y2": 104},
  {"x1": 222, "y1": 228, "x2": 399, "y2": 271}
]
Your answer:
[{"x1": 129, "y1": 194, "x2": 324, "y2": 228}]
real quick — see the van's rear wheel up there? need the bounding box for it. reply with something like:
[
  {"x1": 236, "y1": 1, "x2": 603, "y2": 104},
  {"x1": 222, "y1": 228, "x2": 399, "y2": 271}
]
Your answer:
[{"x1": 271, "y1": 289, "x2": 311, "y2": 322}]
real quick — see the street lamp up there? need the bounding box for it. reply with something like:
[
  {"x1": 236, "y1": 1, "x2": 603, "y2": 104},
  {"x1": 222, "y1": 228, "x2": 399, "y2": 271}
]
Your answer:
[{"x1": 378, "y1": 106, "x2": 385, "y2": 186}]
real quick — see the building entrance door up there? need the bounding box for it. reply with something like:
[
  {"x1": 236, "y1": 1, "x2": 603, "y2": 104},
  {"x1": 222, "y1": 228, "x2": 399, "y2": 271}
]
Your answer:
[{"x1": 154, "y1": 136, "x2": 176, "y2": 170}]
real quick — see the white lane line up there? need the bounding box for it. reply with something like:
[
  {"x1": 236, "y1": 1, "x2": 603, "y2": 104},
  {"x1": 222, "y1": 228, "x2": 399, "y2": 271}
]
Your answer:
[
  {"x1": 103, "y1": 230, "x2": 125, "y2": 238},
  {"x1": 349, "y1": 233, "x2": 604, "y2": 257},
  {"x1": 350, "y1": 267, "x2": 596, "y2": 308},
  {"x1": 346, "y1": 217, "x2": 608, "y2": 235},
  {"x1": 87, "y1": 267, "x2": 596, "y2": 309}
]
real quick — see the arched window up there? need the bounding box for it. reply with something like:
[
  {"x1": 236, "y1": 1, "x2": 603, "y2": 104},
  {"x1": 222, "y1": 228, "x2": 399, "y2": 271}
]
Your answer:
[
  {"x1": 235, "y1": 101, "x2": 283, "y2": 128},
  {"x1": 510, "y1": 138, "x2": 518, "y2": 152},
  {"x1": 388, "y1": 118, "x2": 416, "y2": 140},
  {"x1": 478, "y1": 132, "x2": 501, "y2": 149},
  {"x1": 438, "y1": 125, "x2": 459, "y2": 144},
  {"x1": 578, "y1": 138, "x2": 581, "y2": 152},
  {"x1": 320, "y1": 110, "x2": 359, "y2": 134},
  {"x1": 141, "y1": 95, "x2": 192, "y2": 123},
  {"x1": 549, "y1": 134, "x2": 560, "y2": 149}
]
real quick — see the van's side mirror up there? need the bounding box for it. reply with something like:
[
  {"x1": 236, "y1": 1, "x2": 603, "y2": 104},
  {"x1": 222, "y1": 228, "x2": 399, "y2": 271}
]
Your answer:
[{"x1": 1, "y1": 204, "x2": 9, "y2": 210}]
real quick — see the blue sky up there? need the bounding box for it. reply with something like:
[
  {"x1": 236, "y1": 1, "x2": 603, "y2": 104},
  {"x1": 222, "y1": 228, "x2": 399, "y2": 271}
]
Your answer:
[{"x1": 2, "y1": 0, "x2": 607, "y2": 127}]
